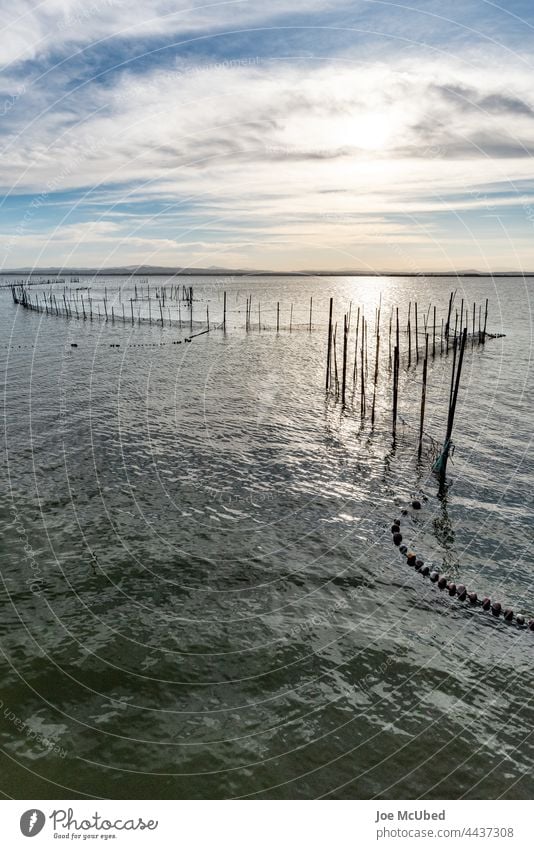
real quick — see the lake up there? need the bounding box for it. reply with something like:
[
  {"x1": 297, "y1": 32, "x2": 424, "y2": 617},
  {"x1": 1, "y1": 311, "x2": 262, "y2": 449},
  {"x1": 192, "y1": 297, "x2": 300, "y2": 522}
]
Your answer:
[{"x1": 1, "y1": 274, "x2": 533, "y2": 799}]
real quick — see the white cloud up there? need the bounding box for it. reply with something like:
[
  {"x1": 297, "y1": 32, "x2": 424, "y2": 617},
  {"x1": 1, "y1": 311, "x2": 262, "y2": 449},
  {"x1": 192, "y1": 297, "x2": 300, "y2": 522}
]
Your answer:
[
  {"x1": 3, "y1": 51, "x2": 534, "y2": 268},
  {"x1": 0, "y1": 0, "x2": 340, "y2": 66}
]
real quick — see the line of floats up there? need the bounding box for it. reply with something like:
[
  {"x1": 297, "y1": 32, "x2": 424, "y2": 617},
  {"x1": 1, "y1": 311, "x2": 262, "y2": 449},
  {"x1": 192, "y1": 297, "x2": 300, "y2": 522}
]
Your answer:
[{"x1": 391, "y1": 502, "x2": 533, "y2": 632}]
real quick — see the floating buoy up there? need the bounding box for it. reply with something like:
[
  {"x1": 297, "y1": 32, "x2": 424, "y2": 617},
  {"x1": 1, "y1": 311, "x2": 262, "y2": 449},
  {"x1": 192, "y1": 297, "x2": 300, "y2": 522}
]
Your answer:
[
  {"x1": 70, "y1": 342, "x2": 78, "y2": 347},
  {"x1": 387, "y1": 497, "x2": 533, "y2": 634},
  {"x1": 457, "y1": 584, "x2": 467, "y2": 601}
]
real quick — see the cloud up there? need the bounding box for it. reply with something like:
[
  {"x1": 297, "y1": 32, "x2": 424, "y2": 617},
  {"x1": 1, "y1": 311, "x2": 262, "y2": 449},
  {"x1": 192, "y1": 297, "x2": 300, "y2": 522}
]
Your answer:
[
  {"x1": 0, "y1": 0, "x2": 343, "y2": 66},
  {"x1": 3, "y1": 46, "x2": 534, "y2": 269}
]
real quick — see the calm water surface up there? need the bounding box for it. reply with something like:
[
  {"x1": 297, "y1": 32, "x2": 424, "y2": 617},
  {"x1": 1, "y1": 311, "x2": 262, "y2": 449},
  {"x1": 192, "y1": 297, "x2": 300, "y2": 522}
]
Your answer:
[{"x1": 1, "y1": 275, "x2": 533, "y2": 799}]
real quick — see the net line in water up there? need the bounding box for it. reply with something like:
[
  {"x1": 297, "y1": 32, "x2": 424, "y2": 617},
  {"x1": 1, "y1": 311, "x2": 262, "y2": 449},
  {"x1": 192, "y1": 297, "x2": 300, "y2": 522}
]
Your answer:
[{"x1": 390, "y1": 502, "x2": 534, "y2": 634}]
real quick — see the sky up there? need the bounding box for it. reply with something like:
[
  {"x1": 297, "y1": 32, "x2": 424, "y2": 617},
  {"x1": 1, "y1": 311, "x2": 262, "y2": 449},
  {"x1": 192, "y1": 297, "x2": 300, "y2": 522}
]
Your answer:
[{"x1": 1, "y1": 0, "x2": 534, "y2": 272}]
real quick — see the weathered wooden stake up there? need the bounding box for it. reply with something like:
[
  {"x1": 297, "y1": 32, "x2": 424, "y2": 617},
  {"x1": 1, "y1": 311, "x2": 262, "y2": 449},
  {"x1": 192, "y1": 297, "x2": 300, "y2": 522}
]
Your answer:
[
  {"x1": 392, "y1": 345, "x2": 399, "y2": 440},
  {"x1": 418, "y1": 334, "x2": 428, "y2": 459},
  {"x1": 360, "y1": 319, "x2": 366, "y2": 417},
  {"x1": 438, "y1": 327, "x2": 467, "y2": 487},
  {"x1": 407, "y1": 302, "x2": 412, "y2": 368},
  {"x1": 341, "y1": 314, "x2": 348, "y2": 407},
  {"x1": 352, "y1": 307, "x2": 360, "y2": 388},
  {"x1": 333, "y1": 324, "x2": 339, "y2": 397},
  {"x1": 415, "y1": 302, "x2": 419, "y2": 363},
  {"x1": 326, "y1": 297, "x2": 333, "y2": 391}
]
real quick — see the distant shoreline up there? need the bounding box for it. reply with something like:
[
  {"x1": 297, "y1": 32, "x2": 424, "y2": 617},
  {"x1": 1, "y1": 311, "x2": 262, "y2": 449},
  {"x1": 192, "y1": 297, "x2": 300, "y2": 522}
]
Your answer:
[{"x1": 2, "y1": 270, "x2": 534, "y2": 279}]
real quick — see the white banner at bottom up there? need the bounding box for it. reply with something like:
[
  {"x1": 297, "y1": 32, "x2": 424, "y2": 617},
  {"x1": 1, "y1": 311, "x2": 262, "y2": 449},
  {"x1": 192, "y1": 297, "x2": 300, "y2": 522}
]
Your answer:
[{"x1": 0, "y1": 800, "x2": 531, "y2": 848}]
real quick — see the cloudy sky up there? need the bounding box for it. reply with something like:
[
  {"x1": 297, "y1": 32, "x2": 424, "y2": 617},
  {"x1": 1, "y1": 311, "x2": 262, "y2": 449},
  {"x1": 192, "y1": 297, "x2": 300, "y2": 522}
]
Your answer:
[{"x1": 1, "y1": 0, "x2": 534, "y2": 271}]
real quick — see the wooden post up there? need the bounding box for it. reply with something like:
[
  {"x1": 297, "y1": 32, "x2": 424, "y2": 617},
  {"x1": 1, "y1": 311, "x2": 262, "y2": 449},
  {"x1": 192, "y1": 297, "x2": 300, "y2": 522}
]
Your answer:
[
  {"x1": 81, "y1": 295, "x2": 86, "y2": 320},
  {"x1": 366, "y1": 317, "x2": 370, "y2": 378},
  {"x1": 360, "y1": 318, "x2": 366, "y2": 418},
  {"x1": 438, "y1": 328, "x2": 467, "y2": 487},
  {"x1": 352, "y1": 306, "x2": 360, "y2": 388},
  {"x1": 482, "y1": 298, "x2": 488, "y2": 343},
  {"x1": 159, "y1": 298, "x2": 164, "y2": 327},
  {"x1": 445, "y1": 290, "x2": 453, "y2": 349},
  {"x1": 333, "y1": 324, "x2": 339, "y2": 397},
  {"x1": 415, "y1": 302, "x2": 419, "y2": 363},
  {"x1": 341, "y1": 314, "x2": 348, "y2": 407},
  {"x1": 326, "y1": 297, "x2": 333, "y2": 391},
  {"x1": 432, "y1": 305, "x2": 436, "y2": 358},
  {"x1": 130, "y1": 299, "x2": 134, "y2": 325},
  {"x1": 206, "y1": 305, "x2": 210, "y2": 330},
  {"x1": 309, "y1": 297, "x2": 313, "y2": 331},
  {"x1": 418, "y1": 334, "x2": 428, "y2": 459},
  {"x1": 112, "y1": 305, "x2": 115, "y2": 324},
  {"x1": 371, "y1": 319, "x2": 380, "y2": 426},
  {"x1": 449, "y1": 335, "x2": 458, "y2": 412},
  {"x1": 388, "y1": 309, "x2": 392, "y2": 371},
  {"x1": 407, "y1": 302, "x2": 412, "y2": 368},
  {"x1": 392, "y1": 345, "x2": 399, "y2": 440},
  {"x1": 104, "y1": 298, "x2": 108, "y2": 321},
  {"x1": 276, "y1": 302, "x2": 280, "y2": 333},
  {"x1": 223, "y1": 291, "x2": 227, "y2": 331}
]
